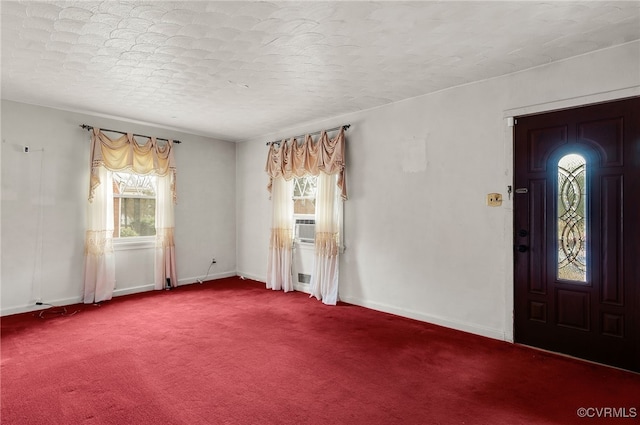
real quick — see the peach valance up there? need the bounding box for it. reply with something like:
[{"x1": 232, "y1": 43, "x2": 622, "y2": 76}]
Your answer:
[
  {"x1": 88, "y1": 128, "x2": 177, "y2": 203},
  {"x1": 265, "y1": 127, "x2": 347, "y2": 200}
]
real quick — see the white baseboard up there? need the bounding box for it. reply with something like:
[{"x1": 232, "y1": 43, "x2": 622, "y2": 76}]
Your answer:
[
  {"x1": 178, "y1": 270, "x2": 238, "y2": 286},
  {"x1": 1, "y1": 271, "x2": 240, "y2": 316},
  {"x1": 3, "y1": 275, "x2": 506, "y2": 344},
  {"x1": 235, "y1": 273, "x2": 311, "y2": 294},
  {"x1": 2, "y1": 304, "x2": 55, "y2": 317},
  {"x1": 338, "y1": 294, "x2": 507, "y2": 342},
  {"x1": 235, "y1": 271, "x2": 266, "y2": 284},
  {"x1": 225, "y1": 276, "x2": 506, "y2": 341},
  {"x1": 293, "y1": 282, "x2": 311, "y2": 294},
  {"x1": 114, "y1": 284, "x2": 155, "y2": 296},
  {"x1": 1, "y1": 295, "x2": 83, "y2": 317}
]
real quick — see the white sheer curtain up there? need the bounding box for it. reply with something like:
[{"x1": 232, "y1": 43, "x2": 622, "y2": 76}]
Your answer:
[
  {"x1": 266, "y1": 176, "x2": 294, "y2": 292},
  {"x1": 309, "y1": 172, "x2": 342, "y2": 305},
  {"x1": 155, "y1": 173, "x2": 177, "y2": 289},
  {"x1": 84, "y1": 128, "x2": 178, "y2": 301},
  {"x1": 83, "y1": 165, "x2": 115, "y2": 303},
  {"x1": 265, "y1": 128, "x2": 347, "y2": 301}
]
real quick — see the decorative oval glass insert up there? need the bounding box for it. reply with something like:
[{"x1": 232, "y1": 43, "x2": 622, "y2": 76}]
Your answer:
[{"x1": 557, "y1": 154, "x2": 587, "y2": 282}]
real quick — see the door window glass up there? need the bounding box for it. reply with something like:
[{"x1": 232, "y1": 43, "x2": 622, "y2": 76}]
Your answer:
[{"x1": 557, "y1": 154, "x2": 587, "y2": 282}]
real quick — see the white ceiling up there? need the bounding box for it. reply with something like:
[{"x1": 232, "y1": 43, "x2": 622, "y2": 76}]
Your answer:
[{"x1": 2, "y1": 1, "x2": 639, "y2": 142}]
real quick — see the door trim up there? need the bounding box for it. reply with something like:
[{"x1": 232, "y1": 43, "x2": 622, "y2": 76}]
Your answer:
[
  {"x1": 503, "y1": 88, "x2": 640, "y2": 344},
  {"x1": 503, "y1": 87, "x2": 640, "y2": 120},
  {"x1": 510, "y1": 96, "x2": 639, "y2": 371}
]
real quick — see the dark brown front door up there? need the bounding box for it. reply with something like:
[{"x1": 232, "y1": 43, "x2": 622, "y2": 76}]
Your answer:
[{"x1": 514, "y1": 97, "x2": 640, "y2": 372}]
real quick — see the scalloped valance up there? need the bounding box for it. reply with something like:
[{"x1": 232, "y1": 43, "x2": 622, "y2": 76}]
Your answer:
[
  {"x1": 265, "y1": 127, "x2": 346, "y2": 200},
  {"x1": 88, "y1": 128, "x2": 177, "y2": 204}
]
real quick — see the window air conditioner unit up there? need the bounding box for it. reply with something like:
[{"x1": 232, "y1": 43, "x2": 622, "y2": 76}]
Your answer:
[{"x1": 295, "y1": 219, "x2": 315, "y2": 243}]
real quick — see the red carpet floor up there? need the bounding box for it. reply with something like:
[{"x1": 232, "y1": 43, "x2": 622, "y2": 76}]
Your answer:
[{"x1": 1, "y1": 276, "x2": 639, "y2": 424}]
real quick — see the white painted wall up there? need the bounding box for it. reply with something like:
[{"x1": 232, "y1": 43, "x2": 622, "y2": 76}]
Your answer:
[
  {"x1": 1, "y1": 101, "x2": 237, "y2": 315},
  {"x1": 2, "y1": 42, "x2": 637, "y2": 336},
  {"x1": 236, "y1": 42, "x2": 640, "y2": 341}
]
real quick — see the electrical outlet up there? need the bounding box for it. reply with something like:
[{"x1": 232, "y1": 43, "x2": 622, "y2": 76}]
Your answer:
[{"x1": 487, "y1": 193, "x2": 503, "y2": 207}]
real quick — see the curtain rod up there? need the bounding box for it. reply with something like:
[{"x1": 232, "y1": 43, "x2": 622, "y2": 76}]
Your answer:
[
  {"x1": 266, "y1": 124, "x2": 350, "y2": 146},
  {"x1": 79, "y1": 124, "x2": 182, "y2": 144}
]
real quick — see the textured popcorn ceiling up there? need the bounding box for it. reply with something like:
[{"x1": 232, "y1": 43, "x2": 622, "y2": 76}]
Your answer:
[{"x1": 1, "y1": 1, "x2": 639, "y2": 142}]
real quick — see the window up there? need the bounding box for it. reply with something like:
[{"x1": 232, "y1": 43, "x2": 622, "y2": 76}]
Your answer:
[
  {"x1": 557, "y1": 153, "x2": 587, "y2": 282},
  {"x1": 113, "y1": 172, "x2": 156, "y2": 238},
  {"x1": 293, "y1": 175, "x2": 317, "y2": 243},
  {"x1": 293, "y1": 175, "x2": 317, "y2": 215}
]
